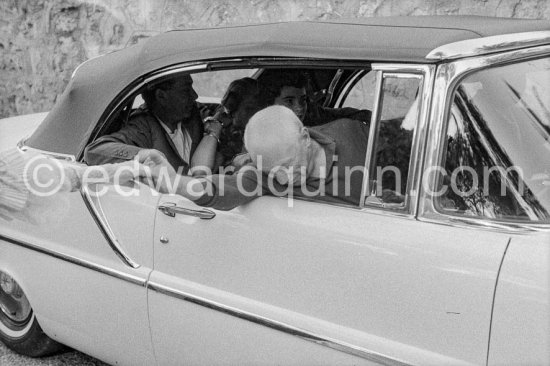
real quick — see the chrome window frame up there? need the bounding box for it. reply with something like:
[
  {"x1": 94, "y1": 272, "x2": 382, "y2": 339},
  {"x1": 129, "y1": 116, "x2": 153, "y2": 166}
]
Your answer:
[
  {"x1": 419, "y1": 45, "x2": 550, "y2": 232},
  {"x1": 359, "y1": 64, "x2": 435, "y2": 218}
]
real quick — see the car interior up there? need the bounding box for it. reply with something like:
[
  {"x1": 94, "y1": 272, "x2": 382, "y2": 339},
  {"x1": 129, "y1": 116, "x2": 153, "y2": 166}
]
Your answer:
[{"x1": 83, "y1": 64, "x2": 419, "y2": 208}]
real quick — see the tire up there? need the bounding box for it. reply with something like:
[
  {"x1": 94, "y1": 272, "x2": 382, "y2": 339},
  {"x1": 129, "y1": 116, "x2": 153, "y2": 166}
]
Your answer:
[{"x1": 0, "y1": 272, "x2": 65, "y2": 357}]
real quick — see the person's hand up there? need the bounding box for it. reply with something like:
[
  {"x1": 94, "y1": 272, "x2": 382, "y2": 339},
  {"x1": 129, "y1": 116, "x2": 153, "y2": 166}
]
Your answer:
[
  {"x1": 136, "y1": 149, "x2": 167, "y2": 168},
  {"x1": 204, "y1": 119, "x2": 223, "y2": 138},
  {"x1": 231, "y1": 153, "x2": 253, "y2": 171},
  {"x1": 204, "y1": 108, "x2": 232, "y2": 138},
  {"x1": 135, "y1": 149, "x2": 177, "y2": 194},
  {"x1": 213, "y1": 106, "x2": 233, "y2": 127}
]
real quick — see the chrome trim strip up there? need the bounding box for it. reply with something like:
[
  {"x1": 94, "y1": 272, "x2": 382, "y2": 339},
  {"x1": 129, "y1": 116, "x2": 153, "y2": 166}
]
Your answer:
[
  {"x1": 81, "y1": 185, "x2": 141, "y2": 269},
  {"x1": 408, "y1": 65, "x2": 436, "y2": 218},
  {"x1": 17, "y1": 139, "x2": 76, "y2": 162},
  {"x1": 371, "y1": 64, "x2": 428, "y2": 73},
  {"x1": 426, "y1": 31, "x2": 550, "y2": 61},
  {"x1": 418, "y1": 215, "x2": 550, "y2": 233},
  {"x1": 148, "y1": 281, "x2": 411, "y2": 366},
  {"x1": 0, "y1": 233, "x2": 145, "y2": 286},
  {"x1": 382, "y1": 73, "x2": 422, "y2": 79},
  {"x1": 419, "y1": 45, "x2": 550, "y2": 232}
]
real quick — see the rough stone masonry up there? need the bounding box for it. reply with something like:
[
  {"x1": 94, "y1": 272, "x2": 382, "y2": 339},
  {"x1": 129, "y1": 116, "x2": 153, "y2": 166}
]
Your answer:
[{"x1": 0, "y1": 0, "x2": 548, "y2": 119}]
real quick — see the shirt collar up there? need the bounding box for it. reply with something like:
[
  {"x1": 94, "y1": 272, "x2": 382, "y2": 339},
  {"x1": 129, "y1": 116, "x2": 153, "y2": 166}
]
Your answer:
[{"x1": 156, "y1": 117, "x2": 181, "y2": 135}]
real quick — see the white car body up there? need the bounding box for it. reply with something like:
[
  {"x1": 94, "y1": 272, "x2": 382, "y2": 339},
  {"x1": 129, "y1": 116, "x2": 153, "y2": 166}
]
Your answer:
[{"x1": 0, "y1": 16, "x2": 549, "y2": 366}]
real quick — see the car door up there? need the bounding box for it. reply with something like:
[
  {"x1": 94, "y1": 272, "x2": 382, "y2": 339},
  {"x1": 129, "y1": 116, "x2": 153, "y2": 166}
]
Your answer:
[
  {"x1": 147, "y1": 67, "x2": 510, "y2": 365},
  {"x1": 0, "y1": 172, "x2": 157, "y2": 365}
]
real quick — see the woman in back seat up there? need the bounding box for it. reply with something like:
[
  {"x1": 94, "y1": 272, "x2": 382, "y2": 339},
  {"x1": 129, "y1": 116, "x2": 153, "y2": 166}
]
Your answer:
[{"x1": 190, "y1": 77, "x2": 268, "y2": 175}]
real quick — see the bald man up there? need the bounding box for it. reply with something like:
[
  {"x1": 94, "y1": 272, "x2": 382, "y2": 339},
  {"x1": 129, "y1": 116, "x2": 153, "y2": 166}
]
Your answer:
[{"x1": 138, "y1": 105, "x2": 369, "y2": 210}]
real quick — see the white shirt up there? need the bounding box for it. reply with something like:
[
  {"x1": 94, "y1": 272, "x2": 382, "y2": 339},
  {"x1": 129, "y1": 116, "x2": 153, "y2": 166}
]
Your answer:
[{"x1": 157, "y1": 119, "x2": 192, "y2": 164}]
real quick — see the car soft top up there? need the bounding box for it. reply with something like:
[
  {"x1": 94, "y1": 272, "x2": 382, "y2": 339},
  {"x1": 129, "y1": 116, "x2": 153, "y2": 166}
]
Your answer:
[{"x1": 26, "y1": 16, "x2": 550, "y2": 157}]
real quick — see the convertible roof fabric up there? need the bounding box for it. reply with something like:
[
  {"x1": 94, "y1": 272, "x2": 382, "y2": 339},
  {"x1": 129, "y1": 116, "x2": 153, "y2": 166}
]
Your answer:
[{"x1": 27, "y1": 16, "x2": 549, "y2": 155}]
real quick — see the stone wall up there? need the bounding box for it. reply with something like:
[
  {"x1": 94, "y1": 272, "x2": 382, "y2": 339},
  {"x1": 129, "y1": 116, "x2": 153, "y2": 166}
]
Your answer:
[{"x1": 0, "y1": 0, "x2": 548, "y2": 118}]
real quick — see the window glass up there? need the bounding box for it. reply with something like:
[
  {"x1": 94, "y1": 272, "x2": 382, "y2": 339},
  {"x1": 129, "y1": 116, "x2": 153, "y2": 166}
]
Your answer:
[
  {"x1": 192, "y1": 69, "x2": 256, "y2": 101},
  {"x1": 437, "y1": 57, "x2": 550, "y2": 222},
  {"x1": 132, "y1": 69, "x2": 256, "y2": 109},
  {"x1": 366, "y1": 75, "x2": 420, "y2": 209},
  {"x1": 341, "y1": 71, "x2": 376, "y2": 111}
]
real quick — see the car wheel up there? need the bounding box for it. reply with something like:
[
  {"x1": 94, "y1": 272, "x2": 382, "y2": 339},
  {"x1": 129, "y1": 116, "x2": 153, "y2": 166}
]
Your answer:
[{"x1": 0, "y1": 271, "x2": 65, "y2": 357}]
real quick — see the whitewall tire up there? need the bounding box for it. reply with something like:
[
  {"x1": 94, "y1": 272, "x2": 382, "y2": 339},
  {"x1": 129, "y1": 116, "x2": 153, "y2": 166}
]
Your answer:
[{"x1": 0, "y1": 271, "x2": 65, "y2": 357}]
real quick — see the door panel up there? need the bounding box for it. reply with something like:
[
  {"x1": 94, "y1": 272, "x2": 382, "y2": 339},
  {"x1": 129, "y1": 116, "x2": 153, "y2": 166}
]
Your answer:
[
  {"x1": 148, "y1": 195, "x2": 509, "y2": 365},
  {"x1": 488, "y1": 233, "x2": 550, "y2": 365},
  {"x1": 148, "y1": 288, "x2": 379, "y2": 365}
]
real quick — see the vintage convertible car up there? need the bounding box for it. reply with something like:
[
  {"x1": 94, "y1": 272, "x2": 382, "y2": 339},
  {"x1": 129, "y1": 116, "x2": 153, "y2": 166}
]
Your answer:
[{"x1": 0, "y1": 16, "x2": 549, "y2": 366}]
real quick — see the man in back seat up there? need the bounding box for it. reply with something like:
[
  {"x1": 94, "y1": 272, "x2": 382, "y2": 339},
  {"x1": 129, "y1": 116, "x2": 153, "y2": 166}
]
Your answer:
[{"x1": 85, "y1": 75, "x2": 204, "y2": 174}]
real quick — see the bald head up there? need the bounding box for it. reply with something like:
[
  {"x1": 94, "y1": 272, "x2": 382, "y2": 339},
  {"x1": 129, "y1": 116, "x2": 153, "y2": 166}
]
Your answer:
[{"x1": 244, "y1": 106, "x2": 307, "y2": 169}]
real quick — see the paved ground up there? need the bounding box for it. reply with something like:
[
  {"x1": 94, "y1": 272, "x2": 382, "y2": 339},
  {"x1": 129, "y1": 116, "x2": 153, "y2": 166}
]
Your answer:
[{"x1": 0, "y1": 341, "x2": 107, "y2": 366}]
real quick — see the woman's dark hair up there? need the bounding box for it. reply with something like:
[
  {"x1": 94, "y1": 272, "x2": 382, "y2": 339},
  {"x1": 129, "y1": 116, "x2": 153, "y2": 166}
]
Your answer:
[
  {"x1": 217, "y1": 77, "x2": 268, "y2": 165},
  {"x1": 221, "y1": 77, "x2": 266, "y2": 114}
]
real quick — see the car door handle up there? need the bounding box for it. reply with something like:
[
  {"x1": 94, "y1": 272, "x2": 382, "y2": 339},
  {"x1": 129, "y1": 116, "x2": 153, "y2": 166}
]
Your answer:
[{"x1": 158, "y1": 202, "x2": 216, "y2": 220}]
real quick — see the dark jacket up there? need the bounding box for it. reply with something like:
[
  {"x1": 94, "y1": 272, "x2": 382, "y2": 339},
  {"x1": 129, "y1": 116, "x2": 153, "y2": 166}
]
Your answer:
[{"x1": 85, "y1": 106, "x2": 204, "y2": 173}]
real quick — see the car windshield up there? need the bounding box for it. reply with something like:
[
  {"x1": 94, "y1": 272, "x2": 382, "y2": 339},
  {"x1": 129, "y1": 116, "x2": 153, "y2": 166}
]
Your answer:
[{"x1": 440, "y1": 56, "x2": 550, "y2": 222}]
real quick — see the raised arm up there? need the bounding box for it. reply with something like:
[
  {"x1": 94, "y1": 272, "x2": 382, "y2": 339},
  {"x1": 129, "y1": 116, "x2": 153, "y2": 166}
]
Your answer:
[{"x1": 190, "y1": 116, "x2": 225, "y2": 176}]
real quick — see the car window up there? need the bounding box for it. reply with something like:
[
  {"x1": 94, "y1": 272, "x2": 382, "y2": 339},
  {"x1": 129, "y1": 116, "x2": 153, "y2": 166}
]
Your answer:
[
  {"x1": 437, "y1": 56, "x2": 550, "y2": 222},
  {"x1": 340, "y1": 70, "x2": 376, "y2": 111},
  {"x1": 193, "y1": 69, "x2": 257, "y2": 101},
  {"x1": 131, "y1": 69, "x2": 257, "y2": 109},
  {"x1": 365, "y1": 75, "x2": 420, "y2": 210}
]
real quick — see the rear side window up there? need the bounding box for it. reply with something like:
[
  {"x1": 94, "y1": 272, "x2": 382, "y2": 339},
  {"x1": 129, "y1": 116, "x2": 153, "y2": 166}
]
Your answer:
[{"x1": 437, "y1": 57, "x2": 550, "y2": 222}]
